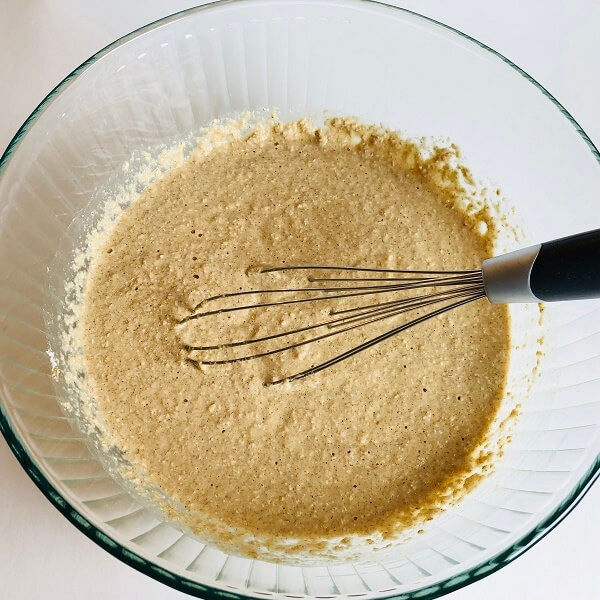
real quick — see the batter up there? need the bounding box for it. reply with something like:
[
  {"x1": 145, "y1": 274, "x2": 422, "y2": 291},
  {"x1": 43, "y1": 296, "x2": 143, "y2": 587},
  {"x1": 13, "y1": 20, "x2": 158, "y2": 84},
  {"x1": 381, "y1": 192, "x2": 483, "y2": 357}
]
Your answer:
[{"x1": 81, "y1": 118, "x2": 510, "y2": 556}]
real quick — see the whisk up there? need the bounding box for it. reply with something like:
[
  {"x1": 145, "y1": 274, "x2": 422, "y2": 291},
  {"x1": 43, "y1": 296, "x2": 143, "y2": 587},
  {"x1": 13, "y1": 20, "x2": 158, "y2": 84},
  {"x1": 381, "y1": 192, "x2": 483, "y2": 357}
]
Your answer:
[{"x1": 182, "y1": 229, "x2": 600, "y2": 384}]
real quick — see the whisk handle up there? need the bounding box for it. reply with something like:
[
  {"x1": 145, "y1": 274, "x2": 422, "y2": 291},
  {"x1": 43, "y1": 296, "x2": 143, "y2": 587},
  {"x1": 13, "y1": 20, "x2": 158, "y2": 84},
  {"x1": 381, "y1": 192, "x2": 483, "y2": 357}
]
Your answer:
[
  {"x1": 482, "y1": 228, "x2": 600, "y2": 303},
  {"x1": 530, "y1": 228, "x2": 600, "y2": 301}
]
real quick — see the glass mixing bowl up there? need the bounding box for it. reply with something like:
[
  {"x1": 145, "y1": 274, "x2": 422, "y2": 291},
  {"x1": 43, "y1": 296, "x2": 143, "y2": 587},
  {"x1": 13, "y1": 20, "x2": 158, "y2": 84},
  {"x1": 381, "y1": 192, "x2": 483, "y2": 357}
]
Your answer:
[{"x1": 1, "y1": 1, "x2": 599, "y2": 598}]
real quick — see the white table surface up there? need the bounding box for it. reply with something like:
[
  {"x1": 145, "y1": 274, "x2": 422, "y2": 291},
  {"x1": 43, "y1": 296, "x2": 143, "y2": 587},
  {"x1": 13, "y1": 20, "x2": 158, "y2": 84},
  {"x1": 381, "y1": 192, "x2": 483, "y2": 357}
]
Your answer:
[{"x1": 1, "y1": 1, "x2": 599, "y2": 598}]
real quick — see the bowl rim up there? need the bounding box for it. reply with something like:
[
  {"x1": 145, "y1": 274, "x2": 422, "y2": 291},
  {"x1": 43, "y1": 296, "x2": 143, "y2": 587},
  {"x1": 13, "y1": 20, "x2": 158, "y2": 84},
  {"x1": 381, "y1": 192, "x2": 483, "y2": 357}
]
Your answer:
[{"x1": 1, "y1": 0, "x2": 599, "y2": 598}]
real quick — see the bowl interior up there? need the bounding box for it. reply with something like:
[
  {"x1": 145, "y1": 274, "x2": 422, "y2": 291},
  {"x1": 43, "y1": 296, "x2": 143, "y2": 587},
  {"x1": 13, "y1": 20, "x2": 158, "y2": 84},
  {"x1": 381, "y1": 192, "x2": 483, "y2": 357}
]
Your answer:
[{"x1": 1, "y1": 1, "x2": 599, "y2": 598}]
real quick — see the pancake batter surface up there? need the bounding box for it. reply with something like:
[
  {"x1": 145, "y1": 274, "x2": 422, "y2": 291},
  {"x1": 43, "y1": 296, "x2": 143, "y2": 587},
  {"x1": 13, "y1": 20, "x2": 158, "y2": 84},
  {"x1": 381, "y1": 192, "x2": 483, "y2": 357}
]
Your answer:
[{"x1": 81, "y1": 118, "x2": 510, "y2": 557}]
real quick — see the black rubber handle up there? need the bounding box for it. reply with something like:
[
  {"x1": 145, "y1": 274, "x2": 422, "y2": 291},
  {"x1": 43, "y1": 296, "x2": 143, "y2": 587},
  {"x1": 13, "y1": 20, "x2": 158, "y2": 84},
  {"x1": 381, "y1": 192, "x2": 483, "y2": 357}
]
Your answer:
[{"x1": 530, "y1": 228, "x2": 600, "y2": 301}]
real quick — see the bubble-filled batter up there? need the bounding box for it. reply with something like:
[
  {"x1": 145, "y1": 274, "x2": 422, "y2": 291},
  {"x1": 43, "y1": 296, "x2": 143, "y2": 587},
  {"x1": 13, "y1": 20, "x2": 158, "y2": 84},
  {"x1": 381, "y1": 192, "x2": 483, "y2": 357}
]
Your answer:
[{"x1": 81, "y1": 118, "x2": 510, "y2": 557}]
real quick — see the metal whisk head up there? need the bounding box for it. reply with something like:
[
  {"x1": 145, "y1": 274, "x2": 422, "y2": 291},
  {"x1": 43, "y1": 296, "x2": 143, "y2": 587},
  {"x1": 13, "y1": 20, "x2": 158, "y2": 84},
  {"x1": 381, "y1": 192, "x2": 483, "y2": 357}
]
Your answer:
[{"x1": 181, "y1": 265, "x2": 487, "y2": 385}]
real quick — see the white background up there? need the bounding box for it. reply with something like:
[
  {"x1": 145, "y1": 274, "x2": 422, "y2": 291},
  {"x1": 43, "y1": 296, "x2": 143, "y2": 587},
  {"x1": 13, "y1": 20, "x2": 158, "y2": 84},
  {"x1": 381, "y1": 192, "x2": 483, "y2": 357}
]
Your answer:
[{"x1": 1, "y1": 1, "x2": 599, "y2": 598}]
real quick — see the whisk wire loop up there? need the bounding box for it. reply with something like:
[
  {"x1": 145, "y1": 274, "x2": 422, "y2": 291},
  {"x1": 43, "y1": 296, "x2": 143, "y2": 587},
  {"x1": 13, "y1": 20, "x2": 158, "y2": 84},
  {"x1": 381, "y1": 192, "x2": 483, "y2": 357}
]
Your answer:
[{"x1": 183, "y1": 266, "x2": 486, "y2": 383}]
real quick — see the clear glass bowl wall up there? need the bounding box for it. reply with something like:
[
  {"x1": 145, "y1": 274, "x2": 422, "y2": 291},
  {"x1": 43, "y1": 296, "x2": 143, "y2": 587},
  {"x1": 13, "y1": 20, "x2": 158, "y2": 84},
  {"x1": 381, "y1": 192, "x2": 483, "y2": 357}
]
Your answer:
[{"x1": 0, "y1": 1, "x2": 599, "y2": 599}]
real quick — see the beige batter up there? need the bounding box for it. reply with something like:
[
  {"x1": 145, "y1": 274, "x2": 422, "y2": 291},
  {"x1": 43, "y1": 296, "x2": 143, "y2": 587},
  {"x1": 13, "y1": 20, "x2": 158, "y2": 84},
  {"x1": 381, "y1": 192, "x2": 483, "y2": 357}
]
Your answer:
[{"x1": 81, "y1": 118, "x2": 510, "y2": 556}]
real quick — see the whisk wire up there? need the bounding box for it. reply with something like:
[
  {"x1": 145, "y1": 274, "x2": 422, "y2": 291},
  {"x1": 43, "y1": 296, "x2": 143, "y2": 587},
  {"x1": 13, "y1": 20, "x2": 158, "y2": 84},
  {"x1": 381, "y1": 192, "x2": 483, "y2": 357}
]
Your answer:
[
  {"x1": 261, "y1": 265, "x2": 480, "y2": 275},
  {"x1": 188, "y1": 290, "x2": 486, "y2": 379},
  {"x1": 265, "y1": 292, "x2": 486, "y2": 385},
  {"x1": 184, "y1": 266, "x2": 487, "y2": 383},
  {"x1": 185, "y1": 284, "x2": 484, "y2": 352},
  {"x1": 329, "y1": 284, "x2": 484, "y2": 316},
  {"x1": 182, "y1": 271, "x2": 484, "y2": 323},
  {"x1": 328, "y1": 287, "x2": 485, "y2": 328}
]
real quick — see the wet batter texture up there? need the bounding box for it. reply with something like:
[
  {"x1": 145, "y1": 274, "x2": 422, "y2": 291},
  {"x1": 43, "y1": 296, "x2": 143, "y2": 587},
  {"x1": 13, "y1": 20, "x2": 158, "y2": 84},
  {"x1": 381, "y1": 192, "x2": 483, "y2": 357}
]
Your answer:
[{"x1": 81, "y1": 118, "x2": 510, "y2": 557}]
